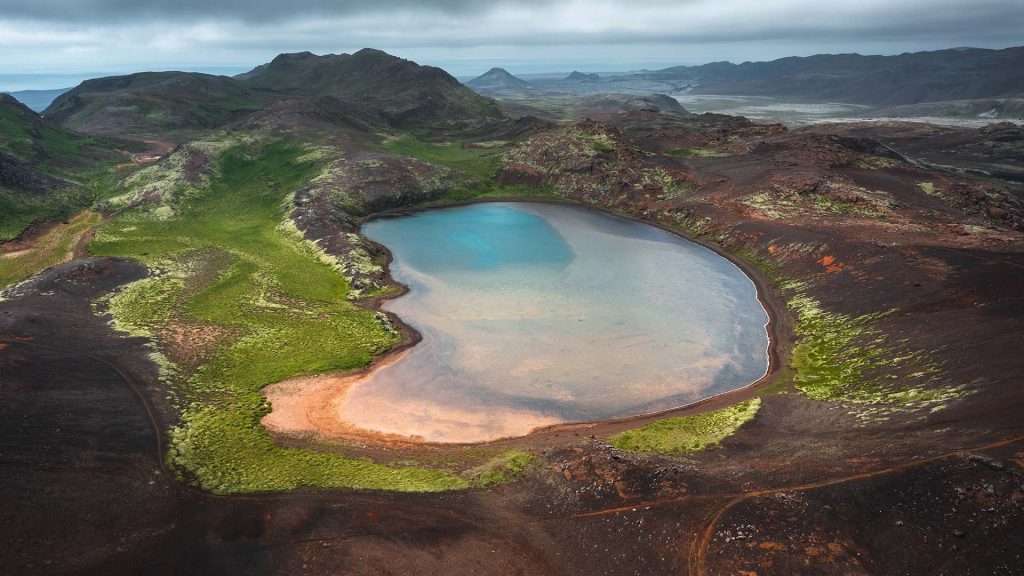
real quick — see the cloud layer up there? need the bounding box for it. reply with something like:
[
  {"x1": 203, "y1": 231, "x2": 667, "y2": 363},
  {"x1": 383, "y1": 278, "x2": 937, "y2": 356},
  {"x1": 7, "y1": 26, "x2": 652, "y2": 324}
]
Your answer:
[{"x1": 1, "y1": 0, "x2": 1021, "y2": 84}]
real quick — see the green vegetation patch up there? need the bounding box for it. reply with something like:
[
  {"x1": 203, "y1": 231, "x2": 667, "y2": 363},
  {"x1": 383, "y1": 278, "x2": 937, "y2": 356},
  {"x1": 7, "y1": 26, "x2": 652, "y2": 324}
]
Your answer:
[
  {"x1": 0, "y1": 101, "x2": 100, "y2": 170},
  {"x1": 0, "y1": 210, "x2": 100, "y2": 287},
  {"x1": 1, "y1": 186, "x2": 87, "y2": 242},
  {"x1": 853, "y1": 155, "x2": 901, "y2": 170},
  {"x1": 609, "y1": 398, "x2": 761, "y2": 455},
  {"x1": 742, "y1": 183, "x2": 890, "y2": 220},
  {"x1": 469, "y1": 450, "x2": 535, "y2": 487},
  {"x1": 94, "y1": 139, "x2": 466, "y2": 493},
  {"x1": 667, "y1": 147, "x2": 730, "y2": 159},
  {"x1": 382, "y1": 134, "x2": 505, "y2": 180},
  {"x1": 105, "y1": 273, "x2": 183, "y2": 336},
  {"x1": 783, "y1": 280, "x2": 967, "y2": 416},
  {"x1": 421, "y1": 183, "x2": 559, "y2": 205}
]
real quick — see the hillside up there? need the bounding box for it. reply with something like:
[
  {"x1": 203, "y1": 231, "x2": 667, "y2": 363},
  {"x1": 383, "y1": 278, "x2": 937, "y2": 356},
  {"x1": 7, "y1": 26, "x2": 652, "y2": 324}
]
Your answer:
[
  {"x1": 42, "y1": 50, "x2": 507, "y2": 140},
  {"x1": 238, "y1": 49, "x2": 505, "y2": 128},
  {"x1": 650, "y1": 46, "x2": 1024, "y2": 105},
  {"x1": 43, "y1": 72, "x2": 271, "y2": 139},
  {"x1": 0, "y1": 94, "x2": 119, "y2": 239}
]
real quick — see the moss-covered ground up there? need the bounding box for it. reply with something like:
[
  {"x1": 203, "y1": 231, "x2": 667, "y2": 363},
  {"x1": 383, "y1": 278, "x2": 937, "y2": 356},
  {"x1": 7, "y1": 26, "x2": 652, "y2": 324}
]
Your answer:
[
  {"x1": 381, "y1": 135, "x2": 505, "y2": 180},
  {"x1": 609, "y1": 399, "x2": 761, "y2": 455},
  {"x1": 92, "y1": 140, "x2": 477, "y2": 493},
  {"x1": 782, "y1": 280, "x2": 966, "y2": 417},
  {"x1": 0, "y1": 101, "x2": 102, "y2": 170},
  {"x1": 470, "y1": 451, "x2": 535, "y2": 487},
  {"x1": 381, "y1": 133, "x2": 561, "y2": 204},
  {"x1": 667, "y1": 147, "x2": 730, "y2": 159},
  {"x1": 0, "y1": 210, "x2": 100, "y2": 287}
]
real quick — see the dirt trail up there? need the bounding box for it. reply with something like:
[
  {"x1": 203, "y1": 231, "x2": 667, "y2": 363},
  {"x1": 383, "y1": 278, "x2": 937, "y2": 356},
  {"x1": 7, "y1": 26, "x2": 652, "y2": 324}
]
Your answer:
[{"x1": 685, "y1": 432, "x2": 1024, "y2": 576}]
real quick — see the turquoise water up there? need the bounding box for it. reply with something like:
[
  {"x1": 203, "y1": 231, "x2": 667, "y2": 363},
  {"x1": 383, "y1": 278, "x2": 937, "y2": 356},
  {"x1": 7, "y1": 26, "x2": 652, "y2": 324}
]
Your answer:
[{"x1": 341, "y1": 202, "x2": 770, "y2": 443}]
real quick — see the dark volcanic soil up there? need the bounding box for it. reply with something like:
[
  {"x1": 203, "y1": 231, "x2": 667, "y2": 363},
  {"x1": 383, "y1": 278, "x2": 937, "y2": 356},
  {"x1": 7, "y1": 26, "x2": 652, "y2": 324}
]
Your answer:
[{"x1": 2, "y1": 111, "x2": 1023, "y2": 575}]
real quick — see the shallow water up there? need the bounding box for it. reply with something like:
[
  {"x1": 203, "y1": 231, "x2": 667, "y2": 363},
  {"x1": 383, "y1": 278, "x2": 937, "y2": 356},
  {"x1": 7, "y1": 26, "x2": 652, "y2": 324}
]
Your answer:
[{"x1": 340, "y1": 202, "x2": 769, "y2": 442}]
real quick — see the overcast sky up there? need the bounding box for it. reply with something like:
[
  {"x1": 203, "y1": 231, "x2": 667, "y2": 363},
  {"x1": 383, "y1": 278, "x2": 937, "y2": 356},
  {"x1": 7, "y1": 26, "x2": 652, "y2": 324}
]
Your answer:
[{"x1": 1, "y1": 0, "x2": 1022, "y2": 89}]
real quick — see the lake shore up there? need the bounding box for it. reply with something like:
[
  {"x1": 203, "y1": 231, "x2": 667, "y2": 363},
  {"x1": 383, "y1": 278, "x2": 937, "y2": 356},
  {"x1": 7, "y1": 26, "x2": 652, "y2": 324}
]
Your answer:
[{"x1": 261, "y1": 197, "x2": 787, "y2": 449}]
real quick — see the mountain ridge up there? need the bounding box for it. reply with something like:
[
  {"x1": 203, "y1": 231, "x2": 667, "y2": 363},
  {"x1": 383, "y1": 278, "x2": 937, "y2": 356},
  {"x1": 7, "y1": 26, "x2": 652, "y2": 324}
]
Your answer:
[
  {"x1": 44, "y1": 49, "x2": 506, "y2": 139},
  {"x1": 646, "y1": 46, "x2": 1024, "y2": 105}
]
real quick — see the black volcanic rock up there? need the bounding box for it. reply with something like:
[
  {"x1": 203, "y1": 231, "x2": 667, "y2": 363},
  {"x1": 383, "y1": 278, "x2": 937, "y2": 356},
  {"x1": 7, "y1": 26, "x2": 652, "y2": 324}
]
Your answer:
[{"x1": 466, "y1": 68, "x2": 530, "y2": 91}]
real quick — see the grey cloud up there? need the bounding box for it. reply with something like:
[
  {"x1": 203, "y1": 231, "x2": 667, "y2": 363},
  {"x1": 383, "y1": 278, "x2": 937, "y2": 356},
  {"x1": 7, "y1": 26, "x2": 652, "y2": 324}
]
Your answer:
[
  {"x1": 0, "y1": 0, "x2": 1021, "y2": 83},
  {"x1": 1, "y1": 0, "x2": 1020, "y2": 44},
  {"x1": 0, "y1": 0, "x2": 548, "y2": 23}
]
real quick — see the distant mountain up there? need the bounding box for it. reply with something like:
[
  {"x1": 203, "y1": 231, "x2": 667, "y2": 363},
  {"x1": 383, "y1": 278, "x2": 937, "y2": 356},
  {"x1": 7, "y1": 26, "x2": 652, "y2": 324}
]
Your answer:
[
  {"x1": 43, "y1": 72, "x2": 271, "y2": 139},
  {"x1": 43, "y1": 49, "x2": 505, "y2": 140},
  {"x1": 648, "y1": 46, "x2": 1024, "y2": 106},
  {"x1": 565, "y1": 71, "x2": 600, "y2": 82},
  {"x1": 237, "y1": 49, "x2": 505, "y2": 127},
  {"x1": 6, "y1": 88, "x2": 71, "y2": 112},
  {"x1": 466, "y1": 68, "x2": 530, "y2": 92}
]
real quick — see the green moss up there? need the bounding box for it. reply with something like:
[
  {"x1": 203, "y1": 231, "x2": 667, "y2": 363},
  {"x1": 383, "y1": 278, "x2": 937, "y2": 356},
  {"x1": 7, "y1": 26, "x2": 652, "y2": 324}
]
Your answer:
[
  {"x1": 577, "y1": 131, "x2": 616, "y2": 152},
  {"x1": 743, "y1": 184, "x2": 885, "y2": 220},
  {"x1": 667, "y1": 147, "x2": 729, "y2": 159},
  {"x1": 422, "y1": 183, "x2": 559, "y2": 205},
  {"x1": 783, "y1": 280, "x2": 966, "y2": 414},
  {"x1": 0, "y1": 210, "x2": 100, "y2": 286},
  {"x1": 169, "y1": 402, "x2": 466, "y2": 493},
  {"x1": 643, "y1": 167, "x2": 692, "y2": 200},
  {"x1": 853, "y1": 156, "x2": 901, "y2": 170},
  {"x1": 609, "y1": 398, "x2": 761, "y2": 455},
  {"x1": 381, "y1": 134, "x2": 504, "y2": 180},
  {"x1": 0, "y1": 100, "x2": 125, "y2": 240},
  {"x1": 469, "y1": 450, "x2": 535, "y2": 487},
  {"x1": 94, "y1": 140, "x2": 465, "y2": 493},
  {"x1": 104, "y1": 274, "x2": 183, "y2": 337},
  {"x1": 917, "y1": 182, "x2": 937, "y2": 195},
  {"x1": 0, "y1": 101, "x2": 100, "y2": 172}
]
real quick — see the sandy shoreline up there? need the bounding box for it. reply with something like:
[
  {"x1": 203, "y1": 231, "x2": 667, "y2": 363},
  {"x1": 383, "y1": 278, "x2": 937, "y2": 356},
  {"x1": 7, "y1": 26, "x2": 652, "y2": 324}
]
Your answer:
[{"x1": 261, "y1": 349, "x2": 439, "y2": 446}]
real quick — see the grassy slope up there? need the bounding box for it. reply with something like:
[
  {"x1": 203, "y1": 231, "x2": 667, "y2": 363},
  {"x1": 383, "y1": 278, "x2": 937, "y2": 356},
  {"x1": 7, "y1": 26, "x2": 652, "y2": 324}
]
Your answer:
[
  {"x1": 0, "y1": 210, "x2": 100, "y2": 287},
  {"x1": 0, "y1": 98, "x2": 120, "y2": 241},
  {"x1": 608, "y1": 399, "x2": 761, "y2": 455},
  {"x1": 381, "y1": 134, "x2": 504, "y2": 180},
  {"x1": 0, "y1": 99, "x2": 101, "y2": 168},
  {"x1": 381, "y1": 134, "x2": 555, "y2": 202},
  {"x1": 0, "y1": 186, "x2": 89, "y2": 242},
  {"x1": 44, "y1": 72, "x2": 269, "y2": 137},
  {"x1": 92, "y1": 141, "x2": 467, "y2": 492}
]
